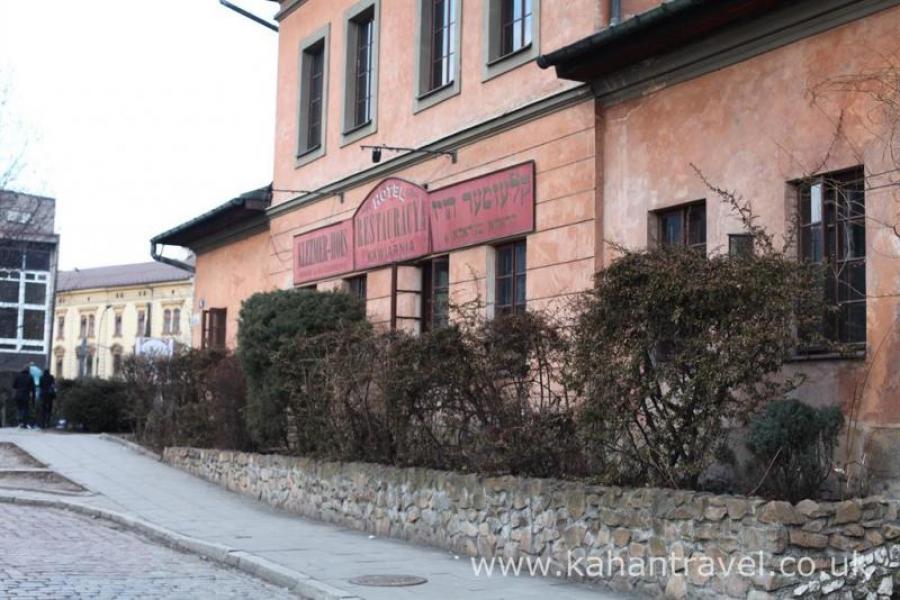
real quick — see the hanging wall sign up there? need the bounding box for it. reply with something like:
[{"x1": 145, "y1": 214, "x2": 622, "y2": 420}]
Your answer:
[
  {"x1": 353, "y1": 178, "x2": 430, "y2": 270},
  {"x1": 293, "y1": 220, "x2": 354, "y2": 285},
  {"x1": 291, "y1": 163, "x2": 536, "y2": 284},
  {"x1": 429, "y1": 162, "x2": 535, "y2": 253}
]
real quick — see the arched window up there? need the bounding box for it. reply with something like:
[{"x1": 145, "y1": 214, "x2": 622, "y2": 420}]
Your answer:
[
  {"x1": 111, "y1": 344, "x2": 124, "y2": 377},
  {"x1": 88, "y1": 314, "x2": 95, "y2": 337},
  {"x1": 163, "y1": 309, "x2": 172, "y2": 335},
  {"x1": 80, "y1": 315, "x2": 87, "y2": 338},
  {"x1": 172, "y1": 308, "x2": 181, "y2": 334}
]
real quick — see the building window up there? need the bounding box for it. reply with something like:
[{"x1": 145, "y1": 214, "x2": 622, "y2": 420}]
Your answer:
[
  {"x1": 80, "y1": 315, "x2": 88, "y2": 338},
  {"x1": 341, "y1": 2, "x2": 378, "y2": 144},
  {"x1": 137, "y1": 310, "x2": 146, "y2": 337},
  {"x1": 798, "y1": 167, "x2": 866, "y2": 345},
  {"x1": 57, "y1": 315, "x2": 65, "y2": 339},
  {"x1": 111, "y1": 346, "x2": 124, "y2": 377},
  {"x1": 55, "y1": 357, "x2": 63, "y2": 378},
  {"x1": 163, "y1": 309, "x2": 172, "y2": 335},
  {"x1": 297, "y1": 26, "x2": 330, "y2": 164},
  {"x1": 114, "y1": 313, "x2": 123, "y2": 337},
  {"x1": 346, "y1": 275, "x2": 367, "y2": 304},
  {"x1": 495, "y1": 240, "x2": 527, "y2": 316},
  {"x1": 729, "y1": 234, "x2": 754, "y2": 258},
  {"x1": 656, "y1": 201, "x2": 706, "y2": 253},
  {"x1": 88, "y1": 314, "x2": 95, "y2": 337},
  {"x1": 202, "y1": 308, "x2": 227, "y2": 350},
  {"x1": 172, "y1": 308, "x2": 181, "y2": 335},
  {"x1": 422, "y1": 256, "x2": 450, "y2": 330},
  {"x1": 415, "y1": 0, "x2": 461, "y2": 112},
  {"x1": 483, "y1": 0, "x2": 540, "y2": 80},
  {"x1": 23, "y1": 310, "x2": 44, "y2": 340}
]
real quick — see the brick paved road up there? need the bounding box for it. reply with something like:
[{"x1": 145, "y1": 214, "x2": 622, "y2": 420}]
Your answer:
[{"x1": 0, "y1": 504, "x2": 297, "y2": 599}]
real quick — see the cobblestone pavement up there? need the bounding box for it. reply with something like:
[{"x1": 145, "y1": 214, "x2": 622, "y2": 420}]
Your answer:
[{"x1": 0, "y1": 504, "x2": 297, "y2": 599}]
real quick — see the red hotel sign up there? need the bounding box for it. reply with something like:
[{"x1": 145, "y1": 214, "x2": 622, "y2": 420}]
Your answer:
[
  {"x1": 430, "y1": 162, "x2": 534, "y2": 253},
  {"x1": 292, "y1": 162, "x2": 535, "y2": 285},
  {"x1": 354, "y1": 178, "x2": 430, "y2": 270},
  {"x1": 292, "y1": 220, "x2": 353, "y2": 285}
]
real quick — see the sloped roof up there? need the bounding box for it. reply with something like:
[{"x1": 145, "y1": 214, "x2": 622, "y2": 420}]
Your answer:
[{"x1": 57, "y1": 261, "x2": 193, "y2": 292}]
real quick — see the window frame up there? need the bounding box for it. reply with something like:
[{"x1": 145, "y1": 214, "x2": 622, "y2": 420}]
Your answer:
[
  {"x1": 341, "y1": 0, "x2": 380, "y2": 146},
  {"x1": 494, "y1": 239, "x2": 527, "y2": 316},
  {"x1": 202, "y1": 308, "x2": 228, "y2": 350},
  {"x1": 345, "y1": 274, "x2": 368, "y2": 304},
  {"x1": 797, "y1": 166, "x2": 867, "y2": 349},
  {"x1": 414, "y1": 0, "x2": 462, "y2": 113},
  {"x1": 296, "y1": 24, "x2": 331, "y2": 167},
  {"x1": 655, "y1": 200, "x2": 707, "y2": 254},
  {"x1": 421, "y1": 255, "x2": 450, "y2": 331},
  {"x1": 482, "y1": 0, "x2": 541, "y2": 82}
]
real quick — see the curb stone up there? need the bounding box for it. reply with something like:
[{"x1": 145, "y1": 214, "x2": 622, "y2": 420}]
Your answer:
[
  {"x1": 98, "y1": 433, "x2": 163, "y2": 461},
  {"x1": 0, "y1": 491, "x2": 362, "y2": 600}
]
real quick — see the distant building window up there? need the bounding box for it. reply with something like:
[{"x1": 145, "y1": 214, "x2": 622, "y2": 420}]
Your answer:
[
  {"x1": 137, "y1": 310, "x2": 146, "y2": 337},
  {"x1": 57, "y1": 315, "x2": 65, "y2": 339},
  {"x1": 495, "y1": 240, "x2": 526, "y2": 316},
  {"x1": 297, "y1": 27, "x2": 330, "y2": 163},
  {"x1": 111, "y1": 347, "x2": 124, "y2": 377},
  {"x1": 88, "y1": 314, "x2": 95, "y2": 338},
  {"x1": 23, "y1": 310, "x2": 44, "y2": 340},
  {"x1": 798, "y1": 167, "x2": 866, "y2": 346},
  {"x1": 55, "y1": 357, "x2": 63, "y2": 378},
  {"x1": 656, "y1": 201, "x2": 707, "y2": 253},
  {"x1": 422, "y1": 256, "x2": 449, "y2": 330},
  {"x1": 345, "y1": 275, "x2": 367, "y2": 304},
  {"x1": 114, "y1": 313, "x2": 123, "y2": 337},
  {"x1": 202, "y1": 308, "x2": 227, "y2": 350},
  {"x1": 172, "y1": 308, "x2": 181, "y2": 335},
  {"x1": 80, "y1": 315, "x2": 88, "y2": 338},
  {"x1": 163, "y1": 309, "x2": 172, "y2": 335},
  {"x1": 346, "y1": 6, "x2": 375, "y2": 131}
]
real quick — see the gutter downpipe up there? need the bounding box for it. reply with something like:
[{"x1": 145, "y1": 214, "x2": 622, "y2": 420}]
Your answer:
[
  {"x1": 150, "y1": 242, "x2": 195, "y2": 274},
  {"x1": 219, "y1": 0, "x2": 279, "y2": 32},
  {"x1": 610, "y1": 0, "x2": 621, "y2": 26}
]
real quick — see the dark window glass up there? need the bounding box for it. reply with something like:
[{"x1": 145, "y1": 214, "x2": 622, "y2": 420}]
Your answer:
[
  {"x1": 657, "y1": 201, "x2": 706, "y2": 253},
  {"x1": 0, "y1": 247, "x2": 23, "y2": 269},
  {"x1": 426, "y1": 0, "x2": 455, "y2": 92},
  {"x1": 24, "y1": 249, "x2": 51, "y2": 271},
  {"x1": 499, "y1": 0, "x2": 533, "y2": 58},
  {"x1": 114, "y1": 314, "x2": 122, "y2": 337},
  {"x1": 729, "y1": 234, "x2": 754, "y2": 258},
  {"x1": 25, "y1": 282, "x2": 45, "y2": 305},
  {"x1": 113, "y1": 353, "x2": 123, "y2": 377},
  {"x1": 495, "y1": 240, "x2": 526, "y2": 316},
  {"x1": 422, "y1": 256, "x2": 450, "y2": 331},
  {"x1": 202, "y1": 308, "x2": 227, "y2": 350},
  {"x1": 302, "y1": 42, "x2": 325, "y2": 153},
  {"x1": 172, "y1": 309, "x2": 181, "y2": 334},
  {"x1": 346, "y1": 275, "x2": 367, "y2": 304},
  {"x1": 0, "y1": 280, "x2": 18, "y2": 303},
  {"x1": 57, "y1": 316, "x2": 65, "y2": 339},
  {"x1": 23, "y1": 309, "x2": 44, "y2": 340},
  {"x1": 351, "y1": 10, "x2": 374, "y2": 128},
  {"x1": 799, "y1": 167, "x2": 866, "y2": 346},
  {"x1": 0, "y1": 308, "x2": 16, "y2": 338}
]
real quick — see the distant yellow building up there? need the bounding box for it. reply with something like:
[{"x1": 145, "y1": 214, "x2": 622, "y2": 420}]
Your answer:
[{"x1": 53, "y1": 262, "x2": 193, "y2": 379}]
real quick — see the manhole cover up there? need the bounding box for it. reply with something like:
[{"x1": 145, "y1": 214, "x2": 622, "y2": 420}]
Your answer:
[{"x1": 348, "y1": 574, "x2": 428, "y2": 587}]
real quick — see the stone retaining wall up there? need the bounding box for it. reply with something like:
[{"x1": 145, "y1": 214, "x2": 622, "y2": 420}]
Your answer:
[{"x1": 163, "y1": 447, "x2": 900, "y2": 598}]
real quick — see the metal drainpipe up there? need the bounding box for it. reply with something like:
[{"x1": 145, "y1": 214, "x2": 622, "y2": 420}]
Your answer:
[
  {"x1": 610, "y1": 0, "x2": 622, "y2": 26},
  {"x1": 219, "y1": 0, "x2": 278, "y2": 32},
  {"x1": 150, "y1": 242, "x2": 195, "y2": 274}
]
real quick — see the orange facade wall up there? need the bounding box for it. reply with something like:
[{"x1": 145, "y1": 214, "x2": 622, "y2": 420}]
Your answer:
[
  {"x1": 599, "y1": 7, "x2": 900, "y2": 469},
  {"x1": 271, "y1": 0, "x2": 599, "y2": 202},
  {"x1": 192, "y1": 230, "x2": 272, "y2": 349}
]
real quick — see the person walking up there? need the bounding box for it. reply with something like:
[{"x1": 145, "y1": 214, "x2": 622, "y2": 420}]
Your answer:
[
  {"x1": 12, "y1": 368, "x2": 34, "y2": 428},
  {"x1": 38, "y1": 369, "x2": 56, "y2": 429}
]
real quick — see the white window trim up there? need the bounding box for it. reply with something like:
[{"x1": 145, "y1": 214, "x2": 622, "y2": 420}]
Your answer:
[
  {"x1": 340, "y1": 0, "x2": 380, "y2": 147},
  {"x1": 413, "y1": 0, "x2": 463, "y2": 114},
  {"x1": 295, "y1": 24, "x2": 331, "y2": 168},
  {"x1": 482, "y1": 0, "x2": 541, "y2": 82}
]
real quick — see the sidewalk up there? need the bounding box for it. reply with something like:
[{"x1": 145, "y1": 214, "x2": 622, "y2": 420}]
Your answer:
[{"x1": 0, "y1": 429, "x2": 629, "y2": 600}]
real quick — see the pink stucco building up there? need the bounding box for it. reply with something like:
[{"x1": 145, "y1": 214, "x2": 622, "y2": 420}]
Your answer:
[{"x1": 153, "y1": 0, "x2": 900, "y2": 481}]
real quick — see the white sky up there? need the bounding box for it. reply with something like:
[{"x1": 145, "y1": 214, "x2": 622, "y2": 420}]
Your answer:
[{"x1": 0, "y1": 0, "x2": 279, "y2": 270}]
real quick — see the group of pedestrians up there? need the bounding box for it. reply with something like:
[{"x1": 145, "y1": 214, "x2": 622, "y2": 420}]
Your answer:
[{"x1": 12, "y1": 363, "x2": 56, "y2": 429}]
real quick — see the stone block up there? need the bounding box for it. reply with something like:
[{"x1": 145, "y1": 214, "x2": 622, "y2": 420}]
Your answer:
[
  {"x1": 758, "y1": 501, "x2": 805, "y2": 525},
  {"x1": 664, "y1": 574, "x2": 687, "y2": 600},
  {"x1": 833, "y1": 500, "x2": 862, "y2": 525},
  {"x1": 788, "y1": 529, "x2": 829, "y2": 549}
]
